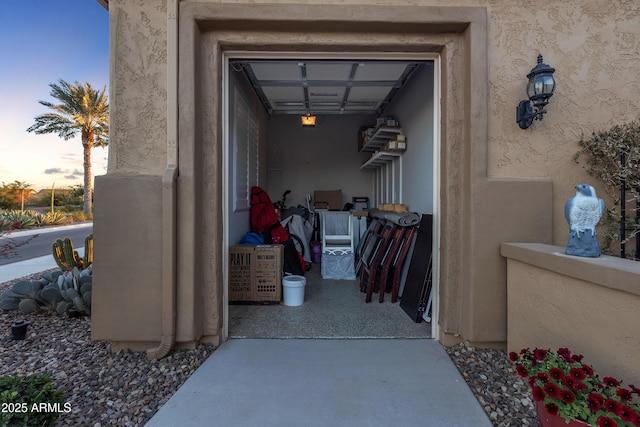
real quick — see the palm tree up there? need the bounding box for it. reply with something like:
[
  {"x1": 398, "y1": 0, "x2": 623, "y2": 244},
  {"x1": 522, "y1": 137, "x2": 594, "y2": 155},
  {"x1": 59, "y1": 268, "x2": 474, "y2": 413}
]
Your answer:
[{"x1": 27, "y1": 79, "x2": 108, "y2": 216}]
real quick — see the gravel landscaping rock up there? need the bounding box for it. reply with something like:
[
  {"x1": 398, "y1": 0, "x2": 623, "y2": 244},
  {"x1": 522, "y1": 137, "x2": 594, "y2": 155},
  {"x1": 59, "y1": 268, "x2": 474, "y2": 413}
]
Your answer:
[
  {"x1": 2, "y1": 270, "x2": 538, "y2": 426},
  {"x1": 445, "y1": 343, "x2": 540, "y2": 426},
  {"x1": 0, "y1": 270, "x2": 215, "y2": 427}
]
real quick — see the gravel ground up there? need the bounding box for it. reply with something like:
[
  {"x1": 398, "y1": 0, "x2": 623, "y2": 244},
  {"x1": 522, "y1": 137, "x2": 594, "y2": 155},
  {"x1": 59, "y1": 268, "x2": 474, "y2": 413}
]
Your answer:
[
  {"x1": 0, "y1": 269, "x2": 215, "y2": 427},
  {"x1": 445, "y1": 343, "x2": 540, "y2": 426},
  {"x1": 1, "y1": 270, "x2": 538, "y2": 427}
]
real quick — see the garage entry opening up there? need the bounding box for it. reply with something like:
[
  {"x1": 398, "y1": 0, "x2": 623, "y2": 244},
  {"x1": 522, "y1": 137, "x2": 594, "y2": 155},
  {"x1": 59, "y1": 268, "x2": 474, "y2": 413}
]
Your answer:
[{"x1": 222, "y1": 53, "x2": 440, "y2": 341}]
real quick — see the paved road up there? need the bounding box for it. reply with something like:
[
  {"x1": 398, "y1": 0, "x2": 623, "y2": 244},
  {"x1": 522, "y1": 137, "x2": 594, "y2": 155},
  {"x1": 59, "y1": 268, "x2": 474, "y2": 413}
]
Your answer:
[{"x1": 0, "y1": 223, "x2": 93, "y2": 266}]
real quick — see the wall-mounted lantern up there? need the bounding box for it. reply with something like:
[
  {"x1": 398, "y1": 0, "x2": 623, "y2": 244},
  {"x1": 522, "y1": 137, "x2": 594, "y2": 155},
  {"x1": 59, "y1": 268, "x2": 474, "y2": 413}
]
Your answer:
[{"x1": 516, "y1": 54, "x2": 556, "y2": 129}]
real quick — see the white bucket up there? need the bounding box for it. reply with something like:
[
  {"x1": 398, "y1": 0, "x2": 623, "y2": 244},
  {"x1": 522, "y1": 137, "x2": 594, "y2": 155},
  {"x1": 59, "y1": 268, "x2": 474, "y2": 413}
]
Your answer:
[{"x1": 282, "y1": 275, "x2": 306, "y2": 306}]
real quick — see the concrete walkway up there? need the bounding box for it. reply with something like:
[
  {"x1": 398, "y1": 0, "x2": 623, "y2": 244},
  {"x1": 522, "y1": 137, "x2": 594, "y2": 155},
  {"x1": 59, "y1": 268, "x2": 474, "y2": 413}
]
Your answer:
[{"x1": 146, "y1": 339, "x2": 492, "y2": 427}]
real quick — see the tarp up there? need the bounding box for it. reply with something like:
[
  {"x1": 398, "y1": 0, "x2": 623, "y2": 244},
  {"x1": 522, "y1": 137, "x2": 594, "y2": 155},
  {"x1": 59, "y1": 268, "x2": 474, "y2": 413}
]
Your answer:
[{"x1": 367, "y1": 209, "x2": 420, "y2": 227}]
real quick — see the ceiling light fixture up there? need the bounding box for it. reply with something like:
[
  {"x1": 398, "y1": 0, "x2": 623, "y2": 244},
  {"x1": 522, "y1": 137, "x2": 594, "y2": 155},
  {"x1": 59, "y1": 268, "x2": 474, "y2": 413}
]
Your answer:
[
  {"x1": 301, "y1": 114, "x2": 317, "y2": 127},
  {"x1": 310, "y1": 92, "x2": 339, "y2": 97},
  {"x1": 516, "y1": 54, "x2": 556, "y2": 129},
  {"x1": 311, "y1": 102, "x2": 340, "y2": 107}
]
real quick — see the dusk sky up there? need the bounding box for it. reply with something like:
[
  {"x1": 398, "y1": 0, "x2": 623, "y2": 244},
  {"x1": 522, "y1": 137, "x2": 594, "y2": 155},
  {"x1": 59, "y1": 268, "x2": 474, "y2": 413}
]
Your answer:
[{"x1": 0, "y1": 0, "x2": 109, "y2": 190}]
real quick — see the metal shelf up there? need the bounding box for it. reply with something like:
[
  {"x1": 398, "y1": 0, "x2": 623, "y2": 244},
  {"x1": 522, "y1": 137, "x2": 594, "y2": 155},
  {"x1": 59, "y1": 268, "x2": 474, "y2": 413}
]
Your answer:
[
  {"x1": 360, "y1": 151, "x2": 402, "y2": 170},
  {"x1": 360, "y1": 126, "x2": 403, "y2": 153}
]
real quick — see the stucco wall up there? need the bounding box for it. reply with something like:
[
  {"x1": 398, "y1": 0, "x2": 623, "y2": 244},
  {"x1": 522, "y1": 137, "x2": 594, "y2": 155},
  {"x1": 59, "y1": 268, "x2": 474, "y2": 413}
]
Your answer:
[
  {"x1": 502, "y1": 243, "x2": 640, "y2": 386},
  {"x1": 107, "y1": 0, "x2": 168, "y2": 176},
  {"x1": 97, "y1": 0, "x2": 640, "y2": 351},
  {"x1": 184, "y1": 0, "x2": 640, "y2": 246}
]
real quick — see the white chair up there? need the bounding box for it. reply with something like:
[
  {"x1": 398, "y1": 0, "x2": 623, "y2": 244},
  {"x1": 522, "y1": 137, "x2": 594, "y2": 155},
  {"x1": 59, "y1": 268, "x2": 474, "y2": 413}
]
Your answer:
[{"x1": 320, "y1": 211, "x2": 354, "y2": 255}]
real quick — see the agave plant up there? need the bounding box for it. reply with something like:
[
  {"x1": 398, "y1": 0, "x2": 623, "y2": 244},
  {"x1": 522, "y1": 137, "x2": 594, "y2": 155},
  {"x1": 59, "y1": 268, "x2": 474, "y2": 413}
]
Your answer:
[
  {"x1": 34, "y1": 211, "x2": 67, "y2": 226},
  {"x1": 0, "y1": 210, "x2": 37, "y2": 229}
]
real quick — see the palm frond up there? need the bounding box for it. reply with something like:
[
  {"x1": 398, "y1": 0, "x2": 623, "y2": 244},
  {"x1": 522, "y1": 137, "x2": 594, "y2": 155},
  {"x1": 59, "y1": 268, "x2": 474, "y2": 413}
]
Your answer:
[{"x1": 27, "y1": 79, "x2": 109, "y2": 142}]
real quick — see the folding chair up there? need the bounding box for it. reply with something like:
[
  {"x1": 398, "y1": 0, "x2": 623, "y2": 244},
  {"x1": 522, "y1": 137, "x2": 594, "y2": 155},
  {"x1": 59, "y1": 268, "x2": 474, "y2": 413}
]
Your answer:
[{"x1": 359, "y1": 222, "x2": 394, "y2": 303}]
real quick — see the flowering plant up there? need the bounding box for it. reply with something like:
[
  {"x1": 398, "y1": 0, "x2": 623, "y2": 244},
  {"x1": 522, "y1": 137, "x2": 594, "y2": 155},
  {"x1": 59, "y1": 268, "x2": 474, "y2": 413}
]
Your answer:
[{"x1": 511, "y1": 348, "x2": 640, "y2": 427}]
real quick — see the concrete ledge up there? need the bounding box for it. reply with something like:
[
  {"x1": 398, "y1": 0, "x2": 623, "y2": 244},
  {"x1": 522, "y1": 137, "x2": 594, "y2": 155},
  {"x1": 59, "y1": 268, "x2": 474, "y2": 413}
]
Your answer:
[
  {"x1": 500, "y1": 242, "x2": 640, "y2": 297},
  {"x1": 501, "y1": 242, "x2": 640, "y2": 385}
]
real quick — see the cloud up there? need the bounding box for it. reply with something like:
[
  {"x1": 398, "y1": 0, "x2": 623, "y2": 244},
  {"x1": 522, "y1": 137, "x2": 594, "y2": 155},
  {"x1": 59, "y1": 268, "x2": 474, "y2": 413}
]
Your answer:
[
  {"x1": 72, "y1": 169, "x2": 83, "y2": 176},
  {"x1": 44, "y1": 168, "x2": 68, "y2": 174},
  {"x1": 61, "y1": 154, "x2": 78, "y2": 161},
  {"x1": 64, "y1": 175, "x2": 77, "y2": 180}
]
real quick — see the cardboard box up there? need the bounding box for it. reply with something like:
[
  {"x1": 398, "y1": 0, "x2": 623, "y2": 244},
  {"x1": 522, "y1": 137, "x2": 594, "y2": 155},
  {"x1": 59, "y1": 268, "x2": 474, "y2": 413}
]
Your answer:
[
  {"x1": 387, "y1": 139, "x2": 407, "y2": 152},
  {"x1": 229, "y1": 244, "x2": 283, "y2": 303},
  {"x1": 314, "y1": 190, "x2": 342, "y2": 210}
]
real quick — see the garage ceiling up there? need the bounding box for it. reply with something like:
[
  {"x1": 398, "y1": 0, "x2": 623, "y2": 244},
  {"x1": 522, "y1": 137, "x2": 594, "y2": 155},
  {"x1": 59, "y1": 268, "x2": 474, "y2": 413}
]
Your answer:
[{"x1": 231, "y1": 59, "x2": 423, "y2": 116}]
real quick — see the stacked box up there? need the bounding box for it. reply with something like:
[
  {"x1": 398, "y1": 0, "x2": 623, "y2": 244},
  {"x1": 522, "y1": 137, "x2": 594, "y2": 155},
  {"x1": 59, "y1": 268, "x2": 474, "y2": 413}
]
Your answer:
[{"x1": 229, "y1": 245, "x2": 283, "y2": 303}]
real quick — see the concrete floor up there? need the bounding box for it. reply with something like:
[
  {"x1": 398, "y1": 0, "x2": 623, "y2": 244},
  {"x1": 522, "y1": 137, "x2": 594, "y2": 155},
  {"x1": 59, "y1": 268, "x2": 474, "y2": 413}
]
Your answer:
[
  {"x1": 145, "y1": 339, "x2": 492, "y2": 427},
  {"x1": 229, "y1": 266, "x2": 431, "y2": 339}
]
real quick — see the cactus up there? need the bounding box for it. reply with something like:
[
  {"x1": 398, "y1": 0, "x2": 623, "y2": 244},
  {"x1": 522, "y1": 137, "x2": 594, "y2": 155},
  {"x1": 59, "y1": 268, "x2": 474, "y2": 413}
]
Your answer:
[
  {"x1": 56, "y1": 267, "x2": 91, "y2": 316},
  {"x1": 52, "y1": 237, "x2": 83, "y2": 271},
  {"x1": 18, "y1": 299, "x2": 40, "y2": 313},
  {"x1": 0, "y1": 267, "x2": 92, "y2": 316},
  {"x1": 83, "y1": 234, "x2": 93, "y2": 267}
]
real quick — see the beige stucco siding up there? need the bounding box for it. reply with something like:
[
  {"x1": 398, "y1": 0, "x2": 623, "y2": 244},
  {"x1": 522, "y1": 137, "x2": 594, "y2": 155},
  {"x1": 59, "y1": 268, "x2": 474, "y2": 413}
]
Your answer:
[
  {"x1": 94, "y1": 0, "x2": 640, "y2": 351},
  {"x1": 108, "y1": 0, "x2": 168, "y2": 176},
  {"x1": 182, "y1": 0, "x2": 640, "y2": 244}
]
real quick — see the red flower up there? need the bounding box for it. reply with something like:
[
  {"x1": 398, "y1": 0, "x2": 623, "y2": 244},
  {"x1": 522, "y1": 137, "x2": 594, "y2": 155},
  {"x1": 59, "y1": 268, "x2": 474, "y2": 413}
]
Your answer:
[
  {"x1": 617, "y1": 388, "x2": 633, "y2": 402},
  {"x1": 571, "y1": 354, "x2": 584, "y2": 363},
  {"x1": 558, "y1": 347, "x2": 571, "y2": 357},
  {"x1": 629, "y1": 384, "x2": 640, "y2": 395},
  {"x1": 509, "y1": 352, "x2": 519, "y2": 362},
  {"x1": 545, "y1": 402, "x2": 559, "y2": 415},
  {"x1": 621, "y1": 405, "x2": 638, "y2": 422},
  {"x1": 582, "y1": 364, "x2": 595, "y2": 377},
  {"x1": 563, "y1": 376, "x2": 577, "y2": 389},
  {"x1": 528, "y1": 376, "x2": 536, "y2": 388},
  {"x1": 561, "y1": 389, "x2": 576, "y2": 404},
  {"x1": 534, "y1": 349, "x2": 547, "y2": 360},
  {"x1": 574, "y1": 382, "x2": 587, "y2": 392},
  {"x1": 590, "y1": 393, "x2": 605, "y2": 405},
  {"x1": 549, "y1": 367, "x2": 564, "y2": 380},
  {"x1": 587, "y1": 394, "x2": 604, "y2": 412},
  {"x1": 605, "y1": 398, "x2": 623, "y2": 416},
  {"x1": 537, "y1": 372, "x2": 549, "y2": 384},
  {"x1": 604, "y1": 377, "x2": 621, "y2": 387},
  {"x1": 570, "y1": 367, "x2": 587, "y2": 381},
  {"x1": 532, "y1": 386, "x2": 545, "y2": 402},
  {"x1": 516, "y1": 365, "x2": 529, "y2": 378},
  {"x1": 596, "y1": 415, "x2": 618, "y2": 427},
  {"x1": 544, "y1": 383, "x2": 561, "y2": 399}
]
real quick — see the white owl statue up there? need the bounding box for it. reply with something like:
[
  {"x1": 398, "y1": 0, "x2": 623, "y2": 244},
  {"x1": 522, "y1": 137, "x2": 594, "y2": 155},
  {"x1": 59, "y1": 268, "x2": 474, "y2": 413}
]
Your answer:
[{"x1": 564, "y1": 183, "x2": 604, "y2": 257}]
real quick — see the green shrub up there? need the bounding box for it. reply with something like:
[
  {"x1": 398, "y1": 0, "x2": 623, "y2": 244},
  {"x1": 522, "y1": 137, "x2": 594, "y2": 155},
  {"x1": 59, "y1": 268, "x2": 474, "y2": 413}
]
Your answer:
[
  {"x1": 0, "y1": 374, "x2": 66, "y2": 426},
  {"x1": 67, "y1": 211, "x2": 87, "y2": 222},
  {"x1": 576, "y1": 120, "x2": 640, "y2": 258}
]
